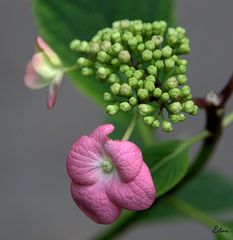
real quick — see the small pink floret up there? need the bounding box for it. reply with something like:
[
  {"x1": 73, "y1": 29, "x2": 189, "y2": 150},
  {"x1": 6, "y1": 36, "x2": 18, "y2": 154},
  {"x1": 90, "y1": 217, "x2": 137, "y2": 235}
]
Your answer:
[{"x1": 67, "y1": 124, "x2": 156, "y2": 224}]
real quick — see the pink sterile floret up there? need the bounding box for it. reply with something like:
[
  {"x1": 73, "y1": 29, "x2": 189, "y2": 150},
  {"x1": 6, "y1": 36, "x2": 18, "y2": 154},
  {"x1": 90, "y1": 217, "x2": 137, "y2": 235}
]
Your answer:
[
  {"x1": 67, "y1": 124, "x2": 156, "y2": 224},
  {"x1": 24, "y1": 36, "x2": 63, "y2": 109}
]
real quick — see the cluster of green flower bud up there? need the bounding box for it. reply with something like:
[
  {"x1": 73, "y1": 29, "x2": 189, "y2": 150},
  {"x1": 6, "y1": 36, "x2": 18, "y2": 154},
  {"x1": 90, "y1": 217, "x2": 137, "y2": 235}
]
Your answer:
[{"x1": 70, "y1": 19, "x2": 198, "y2": 132}]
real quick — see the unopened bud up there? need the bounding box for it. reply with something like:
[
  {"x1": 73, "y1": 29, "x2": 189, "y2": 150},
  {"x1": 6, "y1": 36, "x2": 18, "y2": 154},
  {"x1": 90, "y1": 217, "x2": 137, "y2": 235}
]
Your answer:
[
  {"x1": 137, "y1": 88, "x2": 149, "y2": 100},
  {"x1": 106, "y1": 104, "x2": 119, "y2": 116},
  {"x1": 138, "y1": 104, "x2": 155, "y2": 116},
  {"x1": 162, "y1": 120, "x2": 173, "y2": 132},
  {"x1": 120, "y1": 83, "x2": 132, "y2": 96},
  {"x1": 118, "y1": 50, "x2": 131, "y2": 63},
  {"x1": 120, "y1": 102, "x2": 132, "y2": 112}
]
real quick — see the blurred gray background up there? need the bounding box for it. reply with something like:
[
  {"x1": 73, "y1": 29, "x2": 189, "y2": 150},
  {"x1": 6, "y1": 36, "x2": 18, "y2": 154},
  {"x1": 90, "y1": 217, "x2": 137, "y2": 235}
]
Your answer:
[{"x1": 0, "y1": 0, "x2": 233, "y2": 239}]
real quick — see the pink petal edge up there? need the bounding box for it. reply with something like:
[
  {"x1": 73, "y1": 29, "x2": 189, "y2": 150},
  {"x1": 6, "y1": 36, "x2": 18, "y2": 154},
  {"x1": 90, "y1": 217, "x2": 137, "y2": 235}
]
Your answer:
[
  {"x1": 90, "y1": 124, "x2": 114, "y2": 145},
  {"x1": 106, "y1": 163, "x2": 156, "y2": 211},
  {"x1": 67, "y1": 136, "x2": 103, "y2": 186},
  {"x1": 104, "y1": 140, "x2": 143, "y2": 182},
  {"x1": 24, "y1": 61, "x2": 49, "y2": 89},
  {"x1": 71, "y1": 181, "x2": 121, "y2": 224}
]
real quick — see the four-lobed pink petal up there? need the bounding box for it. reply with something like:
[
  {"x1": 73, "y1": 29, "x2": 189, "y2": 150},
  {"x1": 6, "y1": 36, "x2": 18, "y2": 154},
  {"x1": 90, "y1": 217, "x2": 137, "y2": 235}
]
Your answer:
[{"x1": 67, "y1": 124, "x2": 156, "y2": 224}]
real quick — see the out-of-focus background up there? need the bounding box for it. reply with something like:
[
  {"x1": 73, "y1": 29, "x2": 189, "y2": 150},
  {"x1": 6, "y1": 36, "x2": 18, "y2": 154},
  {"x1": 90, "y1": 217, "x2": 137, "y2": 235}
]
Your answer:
[{"x1": 0, "y1": 1, "x2": 233, "y2": 239}]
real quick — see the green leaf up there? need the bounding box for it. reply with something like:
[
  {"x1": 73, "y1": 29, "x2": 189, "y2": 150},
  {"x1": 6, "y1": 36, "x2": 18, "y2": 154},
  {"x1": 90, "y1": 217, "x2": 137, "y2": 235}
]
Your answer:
[
  {"x1": 143, "y1": 140, "x2": 189, "y2": 197},
  {"x1": 215, "y1": 222, "x2": 233, "y2": 240},
  {"x1": 32, "y1": 0, "x2": 174, "y2": 105},
  {"x1": 140, "y1": 171, "x2": 233, "y2": 221}
]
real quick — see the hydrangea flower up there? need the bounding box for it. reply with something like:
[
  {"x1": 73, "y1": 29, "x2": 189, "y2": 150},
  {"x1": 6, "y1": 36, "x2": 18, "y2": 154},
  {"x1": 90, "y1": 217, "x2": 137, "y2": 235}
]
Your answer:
[
  {"x1": 67, "y1": 124, "x2": 156, "y2": 224},
  {"x1": 24, "y1": 37, "x2": 63, "y2": 109}
]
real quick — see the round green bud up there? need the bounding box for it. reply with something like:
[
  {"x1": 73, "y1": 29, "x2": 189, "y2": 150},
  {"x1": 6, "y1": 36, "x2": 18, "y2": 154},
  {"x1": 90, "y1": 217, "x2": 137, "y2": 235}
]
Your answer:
[
  {"x1": 112, "y1": 43, "x2": 122, "y2": 55},
  {"x1": 152, "y1": 21, "x2": 161, "y2": 31},
  {"x1": 147, "y1": 65, "x2": 158, "y2": 76},
  {"x1": 97, "y1": 51, "x2": 111, "y2": 63},
  {"x1": 183, "y1": 100, "x2": 195, "y2": 113},
  {"x1": 112, "y1": 20, "x2": 120, "y2": 28},
  {"x1": 70, "y1": 39, "x2": 81, "y2": 50},
  {"x1": 128, "y1": 37, "x2": 138, "y2": 49},
  {"x1": 172, "y1": 55, "x2": 178, "y2": 62},
  {"x1": 145, "y1": 40, "x2": 156, "y2": 51},
  {"x1": 178, "y1": 44, "x2": 191, "y2": 54},
  {"x1": 120, "y1": 102, "x2": 132, "y2": 112},
  {"x1": 137, "y1": 43, "x2": 145, "y2": 52},
  {"x1": 165, "y1": 58, "x2": 175, "y2": 69},
  {"x1": 118, "y1": 50, "x2": 131, "y2": 63},
  {"x1": 119, "y1": 64, "x2": 130, "y2": 73},
  {"x1": 162, "y1": 120, "x2": 173, "y2": 132},
  {"x1": 143, "y1": 23, "x2": 152, "y2": 32},
  {"x1": 137, "y1": 80, "x2": 144, "y2": 88},
  {"x1": 138, "y1": 104, "x2": 155, "y2": 116},
  {"x1": 108, "y1": 73, "x2": 120, "y2": 84},
  {"x1": 152, "y1": 120, "x2": 160, "y2": 128},
  {"x1": 177, "y1": 26, "x2": 186, "y2": 34},
  {"x1": 191, "y1": 105, "x2": 198, "y2": 115},
  {"x1": 153, "y1": 87, "x2": 162, "y2": 98},
  {"x1": 128, "y1": 77, "x2": 138, "y2": 88},
  {"x1": 120, "y1": 19, "x2": 130, "y2": 29},
  {"x1": 81, "y1": 67, "x2": 93, "y2": 76},
  {"x1": 169, "y1": 88, "x2": 181, "y2": 99},
  {"x1": 146, "y1": 75, "x2": 156, "y2": 83},
  {"x1": 151, "y1": 35, "x2": 163, "y2": 46},
  {"x1": 176, "y1": 64, "x2": 187, "y2": 74},
  {"x1": 181, "y1": 85, "x2": 191, "y2": 96},
  {"x1": 165, "y1": 77, "x2": 178, "y2": 89},
  {"x1": 101, "y1": 40, "x2": 112, "y2": 52},
  {"x1": 106, "y1": 104, "x2": 119, "y2": 116},
  {"x1": 125, "y1": 69, "x2": 133, "y2": 78},
  {"x1": 96, "y1": 67, "x2": 111, "y2": 79},
  {"x1": 77, "y1": 57, "x2": 93, "y2": 67},
  {"x1": 178, "y1": 113, "x2": 186, "y2": 122},
  {"x1": 162, "y1": 46, "x2": 173, "y2": 58},
  {"x1": 155, "y1": 60, "x2": 164, "y2": 70},
  {"x1": 111, "y1": 31, "x2": 121, "y2": 42},
  {"x1": 177, "y1": 74, "x2": 188, "y2": 84},
  {"x1": 161, "y1": 92, "x2": 170, "y2": 102},
  {"x1": 133, "y1": 22, "x2": 143, "y2": 32},
  {"x1": 145, "y1": 80, "x2": 155, "y2": 92},
  {"x1": 142, "y1": 49, "x2": 153, "y2": 61},
  {"x1": 136, "y1": 35, "x2": 143, "y2": 43},
  {"x1": 168, "y1": 102, "x2": 182, "y2": 114},
  {"x1": 79, "y1": 41, "x2": 89, "y2": 52},
  {"x1": 122, "y1": 31, "x2": 133, "y2": 42},
  {"x1": 153, "y1": 49, "x2": 162, "y2": 60},
  {"x1": 89, "y1": 42, "x2": 100, "y2": 54},
  {"x1": 103, "y1": 92, "x2": 113, "y2": 102},
  {"x1": 111, "y1": 58, "x2": 120, "y2": 66},
  {"x1": 137, "y1": 88, "x2": 149, "y2": 100},
  {"x1": 110, "y1": 83, "x2": 121, "y2": 95},
  {"x1": 169, "y1": 114, "x2": 180, "y2": 124},
  {"x1": 133, "y1": 70, "x2": 144, "y2": 79},
  {"x1": 183, "y1": 94, "x2": 193, "y2": 101},
  {"x1": 177, "y1": 59, "x2": 188, "y2": 66},
  {"x1": 129, "y1": 97, "x2": 138, "y2": 106},
  {"x1": 120, "y1": 83, "x2": 132, "y2": 97},
  {"x1": 143, "y1": 116, "x2": 154, "y2": 126}
]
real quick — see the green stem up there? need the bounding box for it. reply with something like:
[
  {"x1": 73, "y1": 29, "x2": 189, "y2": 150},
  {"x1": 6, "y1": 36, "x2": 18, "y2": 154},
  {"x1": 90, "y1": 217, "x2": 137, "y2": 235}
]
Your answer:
[
  {"x1": 63, "y1": 64, "x2": 78, "y2": 73},
  {"x1": 166, "y1": 196, "x2": 220, "y2": 228},
  {"x1": 138, "y1": 120, "x2": 154, "y2": 147},
  {"x1": 122, "y1": 112, "x2": 139, "y2": 140},
  {"x1": 94, "y1": 212, "x2": 137, "y2": 240},
  {"x1": 223, "y1": 111, "x2": 233, "y2": 127}
]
